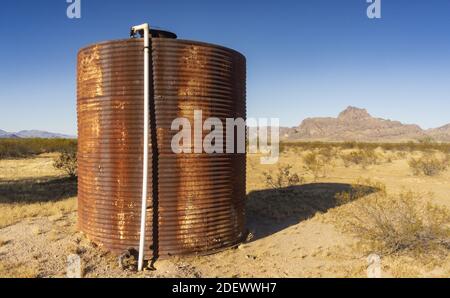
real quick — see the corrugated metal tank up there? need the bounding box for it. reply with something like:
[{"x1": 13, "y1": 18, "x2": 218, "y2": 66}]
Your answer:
[{"x1": 77, "y1": 29, "x2": 246, "y2": 259}]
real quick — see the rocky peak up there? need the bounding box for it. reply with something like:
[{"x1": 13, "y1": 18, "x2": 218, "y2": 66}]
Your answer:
[{"x1": 338, "y1": 106, "x2": 371, "y2": 121}]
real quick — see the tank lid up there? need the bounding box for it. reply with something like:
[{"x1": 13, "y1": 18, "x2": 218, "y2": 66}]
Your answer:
[{"x1": 150, "y1": 29, "x2": 177, "y2": 39}]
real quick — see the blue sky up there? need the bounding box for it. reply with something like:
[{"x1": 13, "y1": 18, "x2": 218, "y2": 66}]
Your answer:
[{"x1": 1, "y1": 0, "x2": 449, "y2": 135}]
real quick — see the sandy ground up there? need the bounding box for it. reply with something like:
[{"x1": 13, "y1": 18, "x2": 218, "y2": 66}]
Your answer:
[{"x1": 0, "y1": 150, "x2": 449, "y2": 278}]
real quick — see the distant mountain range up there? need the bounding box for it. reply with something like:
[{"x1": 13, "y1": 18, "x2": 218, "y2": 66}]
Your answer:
[
  {"x1": 0, "y1": 129, "x2": 76, "y2": 139},
  {"x1": 2, "y1": 107, "x2": 449, "y2": 142},
  {"x1": 281, "y1": 106, "x2": 450, "y2": 142}
]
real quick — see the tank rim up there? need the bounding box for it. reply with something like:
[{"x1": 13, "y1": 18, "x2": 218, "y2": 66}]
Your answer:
[{"x1": 77, "y1": 38, "x2": 246, "y2": 61}]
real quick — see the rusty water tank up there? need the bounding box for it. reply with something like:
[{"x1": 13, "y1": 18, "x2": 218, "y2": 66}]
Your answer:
[{"x1": 77, "y1": 29, "x2": 246, "y2": 259}]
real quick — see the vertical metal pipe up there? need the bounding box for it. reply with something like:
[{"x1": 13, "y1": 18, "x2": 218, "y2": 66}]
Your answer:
[{"x1": 131, "y1": 23, "x2": 150, "y2": 272}]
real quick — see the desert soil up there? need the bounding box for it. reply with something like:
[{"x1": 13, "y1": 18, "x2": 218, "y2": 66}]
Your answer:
[{"x1": 0, "y1": 150, "x2": 449, "y2": 278}]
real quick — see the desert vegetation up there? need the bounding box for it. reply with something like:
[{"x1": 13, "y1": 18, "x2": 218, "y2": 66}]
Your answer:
[
  {"x1": 0, "y1": 140, "x2": 449, "y2": 277},
  {"x1": 281, "y1": 140, "x2": 450, "y2": 154},
  {"x1": 302, "y1": 151, "x2": 329, "y2": 180},
  {"x1": 252, "y1": 142, "x2": 450, "y2": 276},
  {"x1": 262, "y1": 164, "x2": 303, "y2": 189},
  {"x1": 0, "y1": 138, "x2": 77, "y2": 159},
  {"x1": 0, "y1": 151, "x2": 77, "y2": 229},
  {"x1": 334, "y1": 180, "x2": 449, "y2": 257},
  {"x1": 408, "y1": 153, "x2": 449, "y2": 176},
  {"x1": 340, "y1": 148, "x2": 380, "y2": 168},
  {"x1": 53, "y1": 151, "x2": 78, "y2": 178}
]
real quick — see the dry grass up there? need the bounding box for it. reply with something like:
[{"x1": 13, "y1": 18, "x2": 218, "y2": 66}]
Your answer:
[
  {"x1": 0, "y1": 154, "x2": 61, "y2": 181},
  {"x1": 0, "y1": 199, "x2": 76, "y2": 229},
  {"x1": 1, "y1": 145, "x2": 449, "y2": 278},
  {"x1": 281, "y1": 141, "x2": 450, "y2": 154},
  {"x1": 0, "y1": 154, "x2": 77, "y2": 228},
  {"x1": 408, "y1": 153, "x2": 449, "y2": 176},
  {"x1": 334, "y1": 181, "x2": 450, "y2": 258},
  {"x1": 341, "y1": 148, "x2": 380, "y2": 168}
]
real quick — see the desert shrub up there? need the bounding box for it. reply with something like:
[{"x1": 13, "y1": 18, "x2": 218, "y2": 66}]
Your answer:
[
  {"x1": 262, "y1": 164, "x2": 303, "y2": 189},
  {"x1": 341, "y1": 149, "x2": 379, "y2": 168},
  {"x1": 417, "y1": 136, "x2": 435, "y2": 145},
  {"x1": 384, "y1": 153, "x2": 393, "y2": 163},
  {"x1": 303, "y1": 151, "x2": 329, "y2": 181},
  {"x1": 280, "y1": 141, "x2": 450, "y2": 155},
  {"x1": 396, "y1": 151, "x2": 407, "y2": 159},
  {"x1": 335, "y1": 178, "x2": 386, "y2": 206},
  {"x1": 0, "y1": 138, "x2": 77, "y2": 159},
  {"x1": 335, "y1": 186, "x2": 450, "y2": 257},
  {"x1": 376, "y1": 148, "x2": 393, "y2": 163},
  {"x1": 408, "y1": 153, "x2": 448, "y2": 176},
  {"x1": 53, "y1": 151, "x2": 78, "y2": 178},
  {"x1": 318, "y1": 147, "x2": 337, "y2": 163}
]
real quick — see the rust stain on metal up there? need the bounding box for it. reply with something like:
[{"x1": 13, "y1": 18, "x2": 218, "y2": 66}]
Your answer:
[{"x1": 77, "y1": 33, "x2": 246, "y2": 259}]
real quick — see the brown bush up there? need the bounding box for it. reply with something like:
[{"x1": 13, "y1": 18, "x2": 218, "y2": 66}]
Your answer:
[
  {"x1": 320, "y1": 147, "x2": 338, "y2": 162},
  {"x1": 53, "y1": 151, "x2": 78, "y2": 178},
  {"x1": 335, "y1": 184, "x2": 450, "y2": 257},
  {"x1": 408, "y1": 153, "x2": 448, "y2": 176},
  {"x1": 341, "y1": 149, "x2": 379, "y2": 168},
  {"x1": 262, "y1": 164, "x2": 303, "y2": 189},
  {"x1": 303, "y1": 151, "x2": 328, "y2": 181},
  {"x1": 396, "y1": 151, "x2": 407, "y2": 159}
]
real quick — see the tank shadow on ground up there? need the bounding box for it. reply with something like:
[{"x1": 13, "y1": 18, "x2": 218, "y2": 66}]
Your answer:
[
  {"x1": 0, "y1": 177, "x2": 77, "y2": 203},
  {"x1": 245, "y1": 183, "x2": 378, "y2": 241}
]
